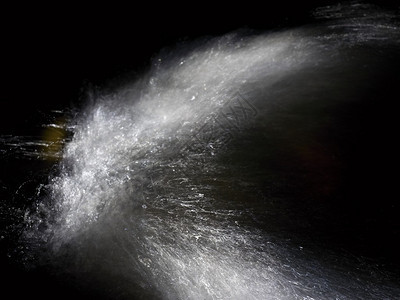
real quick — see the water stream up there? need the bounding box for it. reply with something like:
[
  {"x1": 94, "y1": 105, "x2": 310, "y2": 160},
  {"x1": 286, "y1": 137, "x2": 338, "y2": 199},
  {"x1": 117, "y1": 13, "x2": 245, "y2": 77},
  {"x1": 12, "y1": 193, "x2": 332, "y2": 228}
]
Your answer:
[{"x1": 2, "y1": 3, "x2": 400, "y2": 299}]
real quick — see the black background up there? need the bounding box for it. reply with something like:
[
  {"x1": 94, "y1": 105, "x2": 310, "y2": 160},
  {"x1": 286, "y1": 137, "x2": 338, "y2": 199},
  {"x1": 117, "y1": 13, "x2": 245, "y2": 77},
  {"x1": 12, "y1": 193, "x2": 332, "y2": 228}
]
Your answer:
[
  {"x1": 1, "y1": 1, "x2": 398, "y2": 126},
  {"x1": 4, "y1": 0, "x2": 397, "y2": 131}
]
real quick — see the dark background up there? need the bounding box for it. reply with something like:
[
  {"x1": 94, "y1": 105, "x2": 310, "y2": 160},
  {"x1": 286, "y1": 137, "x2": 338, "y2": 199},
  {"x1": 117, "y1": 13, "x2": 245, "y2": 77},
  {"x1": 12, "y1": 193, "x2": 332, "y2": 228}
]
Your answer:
[
  {"x1": 1, "y1": 0, "x2": 397, "y2": 134},
  {"x1": 1, "y1": 1, "x2": 399, "y2": 299}
]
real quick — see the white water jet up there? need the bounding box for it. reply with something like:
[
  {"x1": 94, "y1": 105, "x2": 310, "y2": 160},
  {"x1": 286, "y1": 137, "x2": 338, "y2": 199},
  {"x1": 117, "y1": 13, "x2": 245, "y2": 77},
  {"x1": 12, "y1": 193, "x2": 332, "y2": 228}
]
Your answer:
[{"x1": 20, "y1": 3, "x2": 400, "y2": 299}]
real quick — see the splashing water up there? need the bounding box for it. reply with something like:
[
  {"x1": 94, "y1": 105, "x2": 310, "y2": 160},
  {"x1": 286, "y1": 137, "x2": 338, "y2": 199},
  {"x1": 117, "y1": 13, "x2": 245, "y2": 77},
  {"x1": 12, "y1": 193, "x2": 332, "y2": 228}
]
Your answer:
[{"x1": 4, "y1": 3, "x2": 400, "y2": 300}]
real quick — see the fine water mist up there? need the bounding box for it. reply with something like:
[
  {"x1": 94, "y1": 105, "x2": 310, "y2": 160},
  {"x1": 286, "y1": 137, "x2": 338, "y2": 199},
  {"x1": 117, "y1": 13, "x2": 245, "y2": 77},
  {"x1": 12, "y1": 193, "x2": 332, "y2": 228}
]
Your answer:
[{"x1": 2, "y1": 3, "x2": 400, "y2": 299}]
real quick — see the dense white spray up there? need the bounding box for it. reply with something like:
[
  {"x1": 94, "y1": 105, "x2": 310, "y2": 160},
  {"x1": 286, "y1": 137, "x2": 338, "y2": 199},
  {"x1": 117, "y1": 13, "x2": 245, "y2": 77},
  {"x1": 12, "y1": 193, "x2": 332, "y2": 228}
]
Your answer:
[{"x1": 22, "y1": 3, "x2": 400, "y2": 300}]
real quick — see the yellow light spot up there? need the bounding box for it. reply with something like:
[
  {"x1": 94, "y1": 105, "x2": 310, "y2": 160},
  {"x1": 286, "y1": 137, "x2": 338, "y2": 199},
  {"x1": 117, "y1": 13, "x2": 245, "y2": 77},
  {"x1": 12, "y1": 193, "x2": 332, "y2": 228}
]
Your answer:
[{"x1": 41, "y1": 117, "x2": 67, "y2": 161}]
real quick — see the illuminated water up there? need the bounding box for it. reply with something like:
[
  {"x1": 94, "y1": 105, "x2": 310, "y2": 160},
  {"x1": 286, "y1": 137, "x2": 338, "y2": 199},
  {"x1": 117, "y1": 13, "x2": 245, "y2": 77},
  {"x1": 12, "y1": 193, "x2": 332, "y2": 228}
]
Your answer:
[{"x1": 1, "y1": 3, "x2": 400, "y2": 299}]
